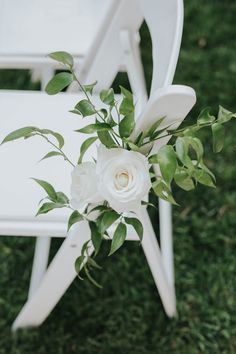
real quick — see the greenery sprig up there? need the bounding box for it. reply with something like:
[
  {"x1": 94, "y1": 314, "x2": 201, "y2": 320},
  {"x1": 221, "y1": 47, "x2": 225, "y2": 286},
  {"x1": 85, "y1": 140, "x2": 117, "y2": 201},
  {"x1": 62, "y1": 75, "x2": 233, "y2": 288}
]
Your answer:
[{"x1": 2, "y1": 51, "x2": 235, "y2": 287}]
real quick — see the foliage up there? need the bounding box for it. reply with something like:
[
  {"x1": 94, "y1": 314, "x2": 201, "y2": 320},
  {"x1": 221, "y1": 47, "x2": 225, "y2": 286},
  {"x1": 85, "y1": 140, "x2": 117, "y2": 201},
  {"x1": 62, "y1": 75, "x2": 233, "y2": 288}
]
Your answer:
[
  {"x1": 1, "y1": 1, "x2": 236, "y2": 352},
  {"x1": 2, "y1": 49, "x2": 236, "y2": 287}
]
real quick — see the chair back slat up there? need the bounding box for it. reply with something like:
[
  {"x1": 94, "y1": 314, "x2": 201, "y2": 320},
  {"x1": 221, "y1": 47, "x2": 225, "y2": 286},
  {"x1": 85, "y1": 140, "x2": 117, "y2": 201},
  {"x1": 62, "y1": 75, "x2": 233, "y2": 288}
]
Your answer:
[{"x1": 138, "y1": 0, "x2": 183, "y2": 93}]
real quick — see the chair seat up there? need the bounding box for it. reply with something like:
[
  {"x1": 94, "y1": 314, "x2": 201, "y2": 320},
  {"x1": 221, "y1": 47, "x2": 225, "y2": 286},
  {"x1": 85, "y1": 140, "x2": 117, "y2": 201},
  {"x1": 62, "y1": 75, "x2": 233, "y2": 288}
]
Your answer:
[
  {"x1": 0, "y1": 0, "x2": 113, "y2": 57},
  {"x1": 0, "y1": 90, "x2": 120, "y2": 236}
]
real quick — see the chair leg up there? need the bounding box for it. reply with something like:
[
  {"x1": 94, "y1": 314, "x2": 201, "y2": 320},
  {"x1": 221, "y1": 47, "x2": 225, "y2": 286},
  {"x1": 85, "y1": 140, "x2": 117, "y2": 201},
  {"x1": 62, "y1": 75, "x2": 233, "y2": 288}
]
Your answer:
[
  {"x1": 31, "y1": 68, "x2": 41, "y2": 84},
  {"x1": 28, "y1": 237, "x2": 51, "y2": 299},
  {"x1": 41, "y1": 66, "x2": 55, "y2": 90},
  {"x1": 12, "y1": 221, "x2": 92, "y2": 330},
  {"x1": 12, "y1": 210, "x2": 176, "y2": 330},
  {"x1": 138, "y1": 207, "x2": 176, "y2": 317},
  {"x1": 159, "y1": 199, "x2": 175, "y2": 291}
]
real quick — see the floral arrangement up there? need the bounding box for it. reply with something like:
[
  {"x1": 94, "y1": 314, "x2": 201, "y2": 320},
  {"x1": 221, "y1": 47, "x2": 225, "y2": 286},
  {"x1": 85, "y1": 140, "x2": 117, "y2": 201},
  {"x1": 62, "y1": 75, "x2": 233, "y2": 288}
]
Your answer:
[{"x1": 2, "y1": 52, "x2": 236, "y2": 287}]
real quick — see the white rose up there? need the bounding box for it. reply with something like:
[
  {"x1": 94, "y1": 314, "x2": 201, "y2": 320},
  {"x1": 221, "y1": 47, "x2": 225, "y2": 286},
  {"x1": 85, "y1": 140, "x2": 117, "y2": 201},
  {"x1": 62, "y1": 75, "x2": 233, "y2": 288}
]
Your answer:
[
  {"x1": 96, "y1": 146, "x2": 151, "y2": 213},
  {"x1": 70, "y1": 162, "x2": 102, "y2": 210}
]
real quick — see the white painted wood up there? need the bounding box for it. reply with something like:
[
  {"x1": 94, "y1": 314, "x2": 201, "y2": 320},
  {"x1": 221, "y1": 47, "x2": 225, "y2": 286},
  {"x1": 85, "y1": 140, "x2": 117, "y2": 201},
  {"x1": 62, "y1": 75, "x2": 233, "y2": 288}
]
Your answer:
[
  {"x1": 12, "y1": 221, "x2": 93, "y2": 330},
  {"x1": 1, "y1": 85, "x2": 195, "y2": 329},
  {"x1": 158, "y1": 200, "x2": 175, "y2": 290},
  {"x1": 138, "y1": 208, "x2": 176, "y2": 317},
  {"x1": 136, "y1": 0, "x2": 183, "y2": 289},
  {"x1": 0, "y1": 0, "x2": 145, "y2": 311},
  {"x1": 77, "y1": 0, "x2": 143, "y2": 93},
  {"x1": 0, "y1": 0, "x2": 119, "y2": 84},
  {"x1": 133, "y1": 83, "x2": 196, "y2": 289},
  {"x1": 138, "y1": 0, "x2": 184, "y2": 94},
  {"x1": 12, "y1": 205, "x2": 176, "y2": 331},
  {"x1": 0, "y1": 0, "x2": 196, "y2": 329},
  {"x1": 28, "y1": 237, "x2": 51, "y2": 299},
  {"x1": 0, "y1": 0, "x2": 115, "y2": 57},
  {"x1": 76, "y1": 0, "x2": 185, "y2": 295},
  {"x1": 133, "y1": 85, "x2": 197, "y2": 140},
  {"x1": 119, "y1": 29, "x2": 147, "y2": 114}
]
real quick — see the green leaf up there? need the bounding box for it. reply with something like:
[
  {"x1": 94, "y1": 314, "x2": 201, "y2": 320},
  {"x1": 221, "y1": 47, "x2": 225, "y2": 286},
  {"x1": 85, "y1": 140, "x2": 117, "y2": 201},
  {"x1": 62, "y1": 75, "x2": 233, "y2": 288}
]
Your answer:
[
  {"x1": 212, "y1": 123, "x2": 225, "y2": 153},
  {"x1": 56, "y1": 192, "x2": 69, "y2": 204},
  {"x1": 97, "y1": 131, "x2": 116, "y2": 148},
  {"x1": 152, "y1": 125, "x2": 173, "y2": 140},
  {"x1": 67, "y1": 210, "x2": 83, "y2": 231},
  {"x1": 119, "y1": 86, "x2": 134, "y2": 115},
  {"x1": 194, "y1": 169, "x2": 216, "y2": 188},
  {"x1": 40, "y1": 151, "x2": 63, "y2": 162},
  {"x1": 99, "y1": 211, "x2": 120, "y2": 234},
  {"x1": 81, "y1": 240, "x2": 90, "y2": 256},
  {"x1": 120, "y1": 86, "x2": 133, "y2": 100},
  {"x1": 87, "y1": 257, "x2": 102, "y2": 269},
  {"x1": 134, "y1": 132, "x2": 144, "y2": 146},
  {"x1": 100, "y1": 108, "x2": 108, "y2": 119},
  {"x1": 125, "y1": 140, "x2": 140, "y2": 152},
  {"x1": 152, "y1": 180, "x2": 178, "y2": 205},
  {"x1": 144, "y1": 117, "x2": 166, "y2": 138},
  {"x1": 148, "y1": 154, "x2": 158, "y2": 164},
  {"x1": 197, "y1": 107, "x2": 215, "y2": 125},
  {"x1": 74, "y1": 99, "x2": 96, "y2": 117},
  {"x1": 75, "y1": 255, "x2": 85, "y2": 275},
  {"x1": 141, "y1": 200, "x2": 158, "y2": 209},
  {"x1": 175, "y1": 137, "x2": 194, "y2": 170},
  {"x1": 199, "y1": 160, "x2": 216, "y2": 182},
  {"x1": 89, "y1": 221, "x2": 102, "y2": 255},
  {"x1": 76, "y1": 123, "x2": 111, "y2": 134},
  {"x1": 188, "y1": 137, "x2": 204, "y2": 162},
  {"x1": 69, "y1": 109, "x2": 81, "y2": 116},
  {"x1": 78, "y1": 137, "x2": 97, "y2": 163},
  {"x1": 107, "y1": 114, "x2": 117, "y2": 127},
  {"x1": 182, "y1": 126, "x2": 199, "y2": 137},
  {"x1": 217, "y1": 105, "x2": 236, "y2": 124},
  {"x1": 49, "y1": 51, "x2": 74, "y2": 67},
  {"x1": 119, "y1": 100, "x2": 132, "y2": 115},
  {"x1": 109, "y1": 222, "x2": 127, "y2": 256},
  {"x1": 1, "y1": 126, "x2": 36, "y2": 144},
  {"x1": 100, "y1": 89, "x2": 115, "y2": 106},
  {"x1": 88, "y1": 205, "x2": 110, "y2": 214},
  {"x1": 119, "y1": 113, "x2": 135, "y2": 138},
  {"x1": 83, "y1": 81, "x2": 97, "y2": 95},
  {"x1": 36, "y1": 202, "x2": 65, "y2": 216},
  {"x1": 84, "y1": 265, "x2": 103, "y2": 288},
  {"x1": 45, "y1": 72, "x2": 73, "y2": 95},
  {"x1": 50, "y1": 131, "x2": 64, "y2": 149},
  {"x1": 124, "y1": 217, "x2": 143, "y2": 241},
  {"x1": 157, "y1": 145, "x2": 177, "y2": 186},
  {"x1": 38, "y1": 129, "x2": 65, "y2": 148},
  {"x1": 32, "y1": 178, "x2": 57, "y2": 201},
  {"x1": 174, "y1": 169, "x2": 195, "y2": 191}
]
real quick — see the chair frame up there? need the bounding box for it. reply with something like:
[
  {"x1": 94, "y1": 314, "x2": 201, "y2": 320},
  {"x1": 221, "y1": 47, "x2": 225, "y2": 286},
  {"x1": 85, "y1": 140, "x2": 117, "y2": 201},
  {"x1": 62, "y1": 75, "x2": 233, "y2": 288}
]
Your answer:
[{"x1": 0, "y1": 0, "x2": 197, "y2": 330}]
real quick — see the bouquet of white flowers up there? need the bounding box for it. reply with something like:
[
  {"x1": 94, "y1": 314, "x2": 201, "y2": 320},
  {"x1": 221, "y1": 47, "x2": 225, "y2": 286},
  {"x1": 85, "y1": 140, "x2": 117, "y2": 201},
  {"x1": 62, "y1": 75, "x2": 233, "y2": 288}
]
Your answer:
[{"x1": 2, "y1": 52, "x2": 235, "y2": 287}]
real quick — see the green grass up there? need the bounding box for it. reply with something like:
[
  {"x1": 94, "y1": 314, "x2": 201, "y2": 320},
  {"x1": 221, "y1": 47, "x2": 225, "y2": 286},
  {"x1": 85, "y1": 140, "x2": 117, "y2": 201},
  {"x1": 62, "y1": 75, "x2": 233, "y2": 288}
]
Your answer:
[{"x1": 1, "y1": 1, "x2": 236, "y2": 353}]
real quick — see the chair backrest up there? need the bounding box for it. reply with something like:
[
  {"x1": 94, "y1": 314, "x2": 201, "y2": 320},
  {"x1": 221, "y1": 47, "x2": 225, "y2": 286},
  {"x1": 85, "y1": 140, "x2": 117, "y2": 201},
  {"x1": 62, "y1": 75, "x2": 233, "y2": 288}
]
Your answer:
[
  {"x1": 78, "y1": 0, "x2": 184, "y2": 103},
  {"x1": 131, "y1": 0, "x2": 196, "y2": 148},
  {"x1": 138, "y1": 0, "x2": 183, "y2": 93},
  {"x1": 78, "y1": 0, "x2": 143, "y2": 88}
]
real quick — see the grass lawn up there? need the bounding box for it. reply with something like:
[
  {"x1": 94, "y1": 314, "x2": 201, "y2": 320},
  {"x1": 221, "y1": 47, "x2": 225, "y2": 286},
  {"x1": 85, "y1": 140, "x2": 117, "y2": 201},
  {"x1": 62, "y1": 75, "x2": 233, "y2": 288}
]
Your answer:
[{"x1": 1, "y1": 1, "x2": 236, "y2": 353}]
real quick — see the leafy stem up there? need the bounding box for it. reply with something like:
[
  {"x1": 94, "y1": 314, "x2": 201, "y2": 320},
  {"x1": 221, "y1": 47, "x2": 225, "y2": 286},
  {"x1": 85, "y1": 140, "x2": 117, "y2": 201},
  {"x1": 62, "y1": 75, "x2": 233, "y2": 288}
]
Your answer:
[
  {"x1": 140, "y1": 121, "x2": 214, "y2": 148},
  {"x1": 72, "y1": 70, "x2": 121, "y2": 147},
  {"x1": 37, "y1": 133, "x2": 75, "y2": 167}
]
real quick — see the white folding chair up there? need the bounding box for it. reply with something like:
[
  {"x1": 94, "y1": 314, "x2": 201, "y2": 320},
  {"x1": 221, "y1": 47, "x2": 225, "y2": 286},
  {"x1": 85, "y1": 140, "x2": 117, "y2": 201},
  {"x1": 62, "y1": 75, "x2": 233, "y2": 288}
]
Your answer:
[
  {"x1": 0, "y1": 0, "x2": 146, "y2": 300},
  {"x1": 0, "y1": 0, "x2": 196, "y2": 329}
]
